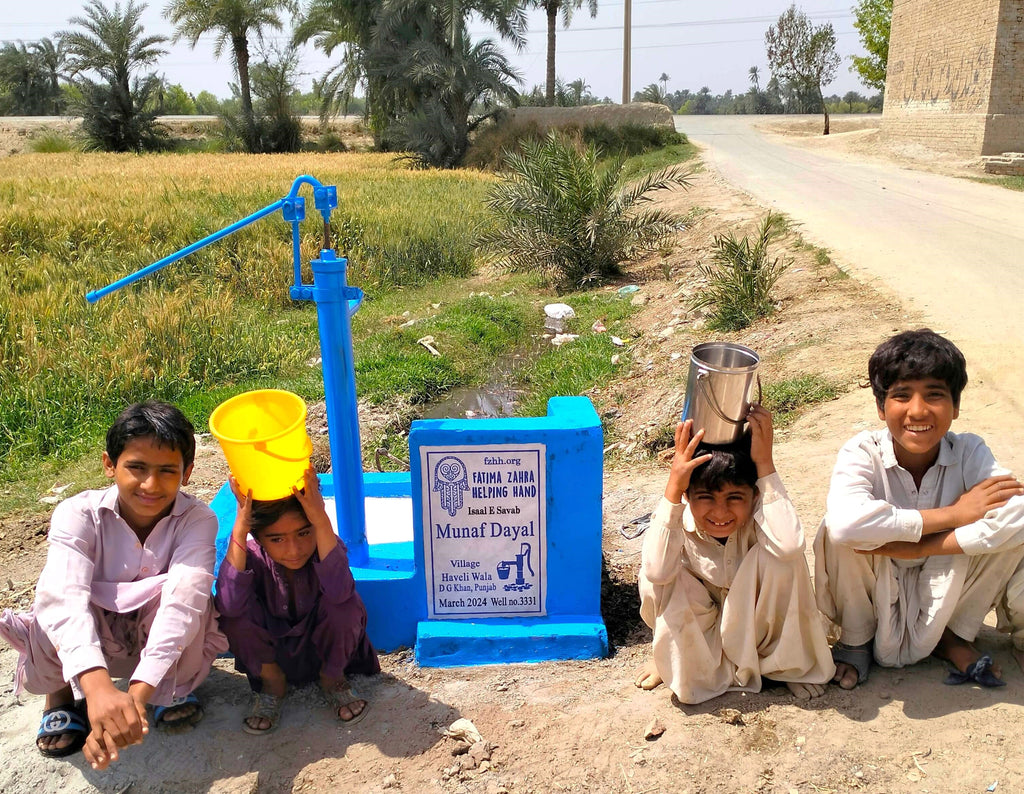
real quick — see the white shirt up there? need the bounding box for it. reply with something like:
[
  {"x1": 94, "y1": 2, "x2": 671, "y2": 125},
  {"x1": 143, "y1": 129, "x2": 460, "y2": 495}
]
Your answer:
[
  {"x1": 825, "y1": 429, "x2": 1024, "y2": 555},
  {"x1": 642, "y1": 472, "x2": 804, "y2": 591}
]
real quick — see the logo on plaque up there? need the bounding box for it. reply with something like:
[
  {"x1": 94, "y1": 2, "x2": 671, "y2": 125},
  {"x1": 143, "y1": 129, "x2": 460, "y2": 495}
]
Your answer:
[
  {"x1": 433, "y1": 455, "x2": 469, "y2": 516},
  {"x1": 421, "y1": 444, "x2": 546, "y2": 618}
]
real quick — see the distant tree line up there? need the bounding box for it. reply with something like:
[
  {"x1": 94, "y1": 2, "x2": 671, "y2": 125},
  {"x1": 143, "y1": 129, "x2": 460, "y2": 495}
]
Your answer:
[
  {"x1": 632, "y1": 83, "x2": 881, "y2": 116},
  {"x1": 1, "y1": 0, "x2": 893, "y2": 156}
]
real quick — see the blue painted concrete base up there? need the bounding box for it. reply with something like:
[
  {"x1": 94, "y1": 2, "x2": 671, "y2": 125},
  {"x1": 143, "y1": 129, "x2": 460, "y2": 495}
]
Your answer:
[{"x1": 415, "y1": 616, "x2": 608, "y2": 668}]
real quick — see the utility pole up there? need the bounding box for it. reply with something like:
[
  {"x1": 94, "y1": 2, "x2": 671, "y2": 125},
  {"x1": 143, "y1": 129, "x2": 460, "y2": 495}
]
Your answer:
[{"x1": 621, "y1": 0, "x2": 631, "y2": 104}]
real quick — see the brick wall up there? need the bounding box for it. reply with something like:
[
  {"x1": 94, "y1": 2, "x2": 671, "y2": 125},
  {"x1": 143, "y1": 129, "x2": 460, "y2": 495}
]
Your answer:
[{"x1": 882, "y1": 0, "x2": 1024, "y2": 156}]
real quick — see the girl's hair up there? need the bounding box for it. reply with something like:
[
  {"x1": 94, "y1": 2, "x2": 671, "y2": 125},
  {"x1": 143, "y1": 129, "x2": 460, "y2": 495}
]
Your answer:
[
  {"x1": 248, "y1": 495, "x2": 306, "y2": 537},
  {"x1": 686, "y1": 433, "x2": 758, "y2": 493}
]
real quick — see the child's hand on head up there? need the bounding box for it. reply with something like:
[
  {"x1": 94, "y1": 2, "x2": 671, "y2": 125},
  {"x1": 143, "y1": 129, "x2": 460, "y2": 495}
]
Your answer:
[
  {"x1": 293, "y1": 466, "x2": 329, "y2": 525},
  {"x1": 228, "y1": 475, "x2": 251, "y2": 509},
  {"x1": 226, "y1": 476, "x2": 253, "y2": 571},
  {"x1": 665, "y1": 419, "x2": 714, "y2": 504},
  {"x1": 228, "y1": 475, "x2": 253, "y2": 528},
  {"x1": 747, "y1": 404, "x2": 776, "y2": 477}
]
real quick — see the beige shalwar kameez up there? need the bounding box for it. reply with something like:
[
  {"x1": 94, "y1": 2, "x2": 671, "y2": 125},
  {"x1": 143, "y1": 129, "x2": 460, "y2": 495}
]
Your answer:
[
  {"x1": 815, "y1": 430, "x2": 1024, "y2": 668},
  {"x1": 639, "y1": 473, "x2": 835, "y2": 704}
]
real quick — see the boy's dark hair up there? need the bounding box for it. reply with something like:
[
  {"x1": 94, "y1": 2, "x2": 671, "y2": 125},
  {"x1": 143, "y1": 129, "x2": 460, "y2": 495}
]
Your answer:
[
  {"x1": 248, "y1": 495, "x2": 306, "y2": 538},
  {"x1": 686, "y1": 433, "x2": 758, "y2": 494},
  {"x1": 106, "y1": 401, "x2": 196, "y2": 469},
  {"x1": 868, "y1": 329, "x2": 968, "y2": 408}
]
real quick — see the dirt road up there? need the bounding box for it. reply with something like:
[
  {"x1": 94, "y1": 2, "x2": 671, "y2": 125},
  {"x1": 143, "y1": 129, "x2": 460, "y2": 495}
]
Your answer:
[{"x1": 675, "y1": 114, "x2": 1024, "y2": 468}]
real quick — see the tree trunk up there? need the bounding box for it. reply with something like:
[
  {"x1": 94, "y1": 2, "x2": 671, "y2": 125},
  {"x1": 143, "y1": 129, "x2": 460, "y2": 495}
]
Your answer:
[
  {"x1": 234, "y1": 35, "x2": 257, "y2": 152},
  {"x1": 819, "y1": 85, "x2": 829, "y2": 135},
  {"x1": 545, "y1": 2, "x2": 558, "y2": 106}
]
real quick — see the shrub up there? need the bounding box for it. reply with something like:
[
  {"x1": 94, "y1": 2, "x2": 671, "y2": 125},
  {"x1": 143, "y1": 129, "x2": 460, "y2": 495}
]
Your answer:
[
  {"x1": 479, "y1": 132, "x2": 692, "y2": 289},
  {"x1": 29, "y1": 131, "x2": 81, "y2": 153},
  {"x1": 579, "y1": 123, "x2": 683, "y2": 156},
  {"x1": 690, "y1": 212, "x2": 790, "y2": 330},
  {"x1": 464, "y1": 119, "x2": 545, "y2": 171},
  {"x1": 465, "y1": 120, "x2": 685, "y2": 172},
  {"x1": 76, "y1": 76, "x2": 168, "y2": 153},
  {"x1": 314, "y1": 131, "x2": 348, "y2": 153}
]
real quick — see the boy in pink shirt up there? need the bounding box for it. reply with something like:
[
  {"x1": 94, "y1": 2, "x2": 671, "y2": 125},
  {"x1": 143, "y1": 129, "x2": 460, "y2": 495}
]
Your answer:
[{"x1": 0, "y1": 402, "x2": 227, "y2": 768}]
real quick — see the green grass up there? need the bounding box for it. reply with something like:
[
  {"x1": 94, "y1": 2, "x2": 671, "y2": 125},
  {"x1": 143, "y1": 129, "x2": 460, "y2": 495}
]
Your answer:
[
  {"x1": 0, "y1": 136, "x2": 674, "y2": 503},
  {"x1": 355, "y1": 294, "x2": 532, "y2": 404},
  {"x1": 972, "y1": 175, "x2": 1024, "y2": 192},
  {"x1": 617, "y1": 142, "x2": 699, "y2": 182},
  {"x1": 762, "y1": 374, "x2": 842, "y2": 428},
  {"x1": 519, "y1": 291, "x2": 637, "y2": 416},
  {"x1": 0, "y1": 152, "x2": 492, "y2": 477}
]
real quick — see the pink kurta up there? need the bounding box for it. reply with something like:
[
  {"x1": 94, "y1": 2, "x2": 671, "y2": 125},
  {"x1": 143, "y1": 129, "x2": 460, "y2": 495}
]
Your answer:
[{"x1": 0, "y1": 486, "x2": 227, "y2": 706}]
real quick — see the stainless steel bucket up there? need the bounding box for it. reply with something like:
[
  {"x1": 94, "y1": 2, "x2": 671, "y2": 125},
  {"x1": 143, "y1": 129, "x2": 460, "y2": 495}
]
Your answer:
[{"x1": 682, "y1": 343, "x2": 760, "y2": 445}]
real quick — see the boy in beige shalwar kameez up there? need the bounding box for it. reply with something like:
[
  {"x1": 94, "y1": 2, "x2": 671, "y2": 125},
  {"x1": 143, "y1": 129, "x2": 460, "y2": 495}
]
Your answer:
[{"x1": 635, "y1": 406, "x2": 834, "y2": 704}]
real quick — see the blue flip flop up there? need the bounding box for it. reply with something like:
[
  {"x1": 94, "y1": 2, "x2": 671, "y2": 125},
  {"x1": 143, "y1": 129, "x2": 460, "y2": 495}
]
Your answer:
[
  {"x1": 36, "y1": 700, "x2": 89, "y2": 758},
  {"x1": 944, "y1": 654, "x2": 1006, "y2": 687},
  {"x1": 153, "y1": 692, "x2": 205, "y2": 732}
]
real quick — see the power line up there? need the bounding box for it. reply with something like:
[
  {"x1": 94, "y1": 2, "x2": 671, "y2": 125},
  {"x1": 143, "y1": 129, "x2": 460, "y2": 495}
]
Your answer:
[
  {"x1": 3, "y1": 8, "x2": 855, "y2": 37},
  {"x1": 525, "y1": 28, "x2": 858, "y2": 56}
]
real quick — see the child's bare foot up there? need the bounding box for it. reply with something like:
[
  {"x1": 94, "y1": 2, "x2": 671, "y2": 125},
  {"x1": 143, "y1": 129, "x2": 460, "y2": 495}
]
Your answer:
[
  {"x1": 786, "y1": 681, "x2": 826, "y2": 700},
  {"x1": 934, "y1": 629, "x2": 1004, "y2": 686},
  {"x1": 830, "y1": 641, "x2": 872, "y2": 689},
  {"x1": 832, "y1": 662, "x2": 860, "y2": 690},
  {"x1": 634, "y1": 660, "x2": 663, "y2": 690},
  {"x1": 933, "y1": 629, "x2": 1000, "y2": 677}
]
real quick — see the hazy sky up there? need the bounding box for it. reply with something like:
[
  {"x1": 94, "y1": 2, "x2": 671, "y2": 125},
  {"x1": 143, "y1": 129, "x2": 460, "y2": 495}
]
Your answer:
[{"x1": 5, "y1": 1, "x2": 870, "y2": 102}]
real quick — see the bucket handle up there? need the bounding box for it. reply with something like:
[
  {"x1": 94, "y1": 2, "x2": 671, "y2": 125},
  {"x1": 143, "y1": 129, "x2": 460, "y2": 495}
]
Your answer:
[
  {"x1": 695, "y1": 371, "x2": 763, "y2": 426},
  {"x1": 252, "y1": 436, "x2": 314, "y2": 463}
]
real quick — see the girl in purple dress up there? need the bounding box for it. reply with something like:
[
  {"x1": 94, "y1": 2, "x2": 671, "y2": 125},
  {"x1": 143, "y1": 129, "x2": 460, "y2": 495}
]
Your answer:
[{"x1": 216, "y1": 467, "x2": 379, "y2": 734}]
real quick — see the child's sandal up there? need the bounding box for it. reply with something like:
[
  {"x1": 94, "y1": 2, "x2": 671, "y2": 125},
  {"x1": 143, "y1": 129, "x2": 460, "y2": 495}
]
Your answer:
[
  {"x1": 243, "y1": 691, "x2": 283, "y2": 735},
  {"x1": 36, "y1": 700, "x2": 89, "y2": 758},
  {"x1": 322, "y1": 681, "x2": 369, "y2": 726},
  {"x1": 153, "y1": 692, "x2": 204, "y2": 734}
]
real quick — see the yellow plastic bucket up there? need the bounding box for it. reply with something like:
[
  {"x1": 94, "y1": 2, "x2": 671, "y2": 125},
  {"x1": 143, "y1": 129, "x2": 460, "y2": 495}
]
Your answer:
[{"x1": 209, "y1": 389, "x2": 313, "y2": 500}]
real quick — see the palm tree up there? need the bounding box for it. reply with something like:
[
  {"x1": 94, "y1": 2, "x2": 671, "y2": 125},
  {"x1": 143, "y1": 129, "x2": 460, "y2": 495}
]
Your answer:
[
  {"x1": 60, "y1": 0, "x2": 168, "y2": 151},
  {"x1": 293, "y1": 0, "x2": 376, "y2": 124},
  {"x1": 0, "y1": 43, "x2": 48, "y2": 114},
  {"x1": 658, "y1": 72, "x2": 670, "y2": 95},
  {"x1": 369, "y1": 0, "x2": 522, "y2": 166},
  {"x1": 635, "y1": 82, "x2": 667, "y2": 106},
  {"x1": 62, "y1": 0, "x2": 166, "y2": 94},
  {"x1": 567, "y1": 76, "x2": 588, "y2": 105},
  {"x1": 31, "y1": 38, "x2": 69, "y2": 114},
  {"x1": 164, "y1": 0, "x2": 294, "y2": 151},
  {"x1": 533, "y1": 0, "x2": 598, "y2": 106},
  {"x1": 480, "y1": 132, "x2": 692, "y2": 288},
  {"x1": 748, "y1": 65, "x2": 760, "y2": 92},
  {"x1": 296, "y1": 0, "x2": 523, "y2": 150}
]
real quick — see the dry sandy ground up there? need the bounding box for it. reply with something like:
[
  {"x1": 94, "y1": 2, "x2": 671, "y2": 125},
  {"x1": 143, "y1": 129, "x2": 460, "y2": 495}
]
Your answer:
[{"x1": 2, "y1": 121, "x2": 1020, "y2": 794}]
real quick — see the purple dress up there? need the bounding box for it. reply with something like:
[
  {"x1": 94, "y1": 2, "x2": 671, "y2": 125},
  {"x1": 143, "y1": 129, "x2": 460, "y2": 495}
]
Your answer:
[{"x1": 215, "y1": 540, "x2": 378, "y2": 690}]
